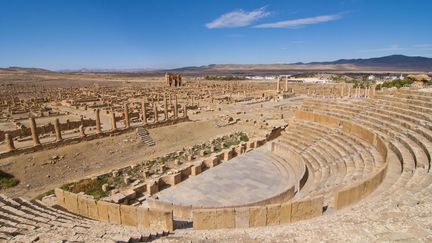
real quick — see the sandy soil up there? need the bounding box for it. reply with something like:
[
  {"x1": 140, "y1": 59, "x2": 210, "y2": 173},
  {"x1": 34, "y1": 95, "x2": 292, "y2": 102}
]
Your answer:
[
  {"x1": 0, "y1": 74, "x2": 294, "y2": 199},
  {"x1": 0, "y1": 118, "x2": 252, "y2": 199}
]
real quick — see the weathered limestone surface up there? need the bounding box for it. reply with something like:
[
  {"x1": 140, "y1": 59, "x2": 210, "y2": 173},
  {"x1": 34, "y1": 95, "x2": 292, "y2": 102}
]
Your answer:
[{"x1": 249, "y1": 206, "x2": 267, "y2": 227}]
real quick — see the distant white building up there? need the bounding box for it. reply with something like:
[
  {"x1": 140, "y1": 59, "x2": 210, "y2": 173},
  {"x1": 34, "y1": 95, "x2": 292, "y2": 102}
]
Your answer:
[
  {"x1": 245, "y1": 76, "x2": 277, "y2": 80},
  {"x1": 284, "y1": 77, "x2": 330, "y2": 84}
]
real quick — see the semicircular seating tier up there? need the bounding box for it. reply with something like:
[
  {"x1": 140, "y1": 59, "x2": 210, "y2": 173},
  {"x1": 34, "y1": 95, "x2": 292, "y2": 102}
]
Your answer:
[{"x1": 0, "y1": 194, "x2": 167, "y2": 242}]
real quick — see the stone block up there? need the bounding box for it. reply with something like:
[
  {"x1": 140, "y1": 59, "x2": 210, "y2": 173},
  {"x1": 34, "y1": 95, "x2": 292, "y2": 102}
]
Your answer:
[
  {"x1": 137, "y1": 207, "x2": 150, "y2": 228},
  {"x1": 54, "y1": 188, "x2": 66, "y2": 208},
  {"x1": 191, "y1": 164, "x2": 202, "y2": 176},
  {"x1": 234, "y1": 146, "x2": 242, "y2": 155},
  {"x1": 253, "y1": 140, "x2": 261, "y2": 148},
  {"x1": 147, "y1": 180, "x2": 159, "y2": 195},
  {"x1": 179, "y1": 165, "x2": 192, "y2": 177},
  {"x1": 96, "y1": 200, "x2": 110, "y2": 222},
  {"x1": 107, "y1": 202, "x2": 121, "y2": 225},
  {"x1": 148, "y1": 209, "x2": 174, "y2": 231},
  {"x1": 85, "y1": 197, "x2": 98, "y2": 220},
  {"x1": 280, "y1": 202, "x2": 292, "y2": 224},
  {"x1": 163, "y1": 173, "x2": 182, "y2": 186},
  {"x1": 247, "y1": 141, "x2": 255, "y2": 149},
  {"x1": 77, "y1": 195, "x2": 89, "y2": 217},
  {"x1": 120, "y1": 204, "x2": 137, "y2": 226},
  {"x1": 215, "y1": 208, "x2": 235, "y2": 229},
  {"x1": 249, "y1": 206, "x2": 266, "y2": 227},
  {"x1": 204, "y1": 156, "x2": 220, "y2": 168},
  {"x1": 291, "y1": 197, "x2": 323, "y2": 222},
  {"x1": 266, "y1": 204, "x2": 280, "y2": 226},
  {"x1": 193, "y1": 209, "x2": 217, "y2": 230},
  {"x1": 63, "y1": 191, "x2": 79, "y2": 214},
  {"x1": 132, "y1": 183, "x2": 146, "y2": 194},
  {"x1": 235, "y1": 207, "x2": 250, "y2": 228},
  {"x1": 223, "y1": 149, "x2": 234, "y2": 160}
]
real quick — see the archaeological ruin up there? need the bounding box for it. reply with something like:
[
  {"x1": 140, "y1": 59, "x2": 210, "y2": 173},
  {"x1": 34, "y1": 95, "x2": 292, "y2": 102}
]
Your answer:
[
  {"x1": 0, "y1": 70, "x2": 432, "y2": 242},
  {"x1": 165, "y1": 73, "x2": 182, "y2": 87}
]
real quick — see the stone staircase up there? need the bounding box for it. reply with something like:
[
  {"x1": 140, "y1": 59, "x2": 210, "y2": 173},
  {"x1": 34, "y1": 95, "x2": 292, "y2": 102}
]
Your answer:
[{"x1": 136, "y1": 126, "x2": 155, "y2": 146}]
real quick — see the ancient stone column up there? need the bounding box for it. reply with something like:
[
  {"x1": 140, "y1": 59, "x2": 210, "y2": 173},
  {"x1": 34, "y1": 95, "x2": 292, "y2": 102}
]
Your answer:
[
  {"x1": 340, "y1": 85, "x2": 344, "y2": 98},
  {"x1": 95, "y1": 109, "x2": 102, "y2": 134},
  {"x1": 183, "y1": 104, "x2": 187, "y2": 118},
  {"x1": 79, "y1": 125, "x2": 86, "y2": 138},
  {"x1": 276, "y1": 79, "x2": 280, "y2": 93},
  {"x1": 153, "y1": 102, "x2": 158, "y2": 123},
  {"x1": 54, "y1": 118, "x2": 63, "y2": 142},
  {"x1": 142, "y1": 99, "x2": 147, "y2": 125},
  {"x1": 124, "y1": 103, "x2": 130, "y2": 128},
  {"x1": 5, "y1": 133, "x2": 16, "y2": 152},
  {"x1": 111, "y1": 110, "x2": 117, "y2": 131},
  {"x1": 163, "y1": 94, "x2": 168, "y2": 120},
  {"x1": 348, "y1": 87, "x2": 351, "y2": 97},
  {"x1": 174, "y1": 95, "x2": 178, "y2": 118},
  {"x1": 29, "y1": 117, "x2": 41, "y2": 147},
  {"x1": 285, "y1": 76, "x2": 288, "y2": 92}
]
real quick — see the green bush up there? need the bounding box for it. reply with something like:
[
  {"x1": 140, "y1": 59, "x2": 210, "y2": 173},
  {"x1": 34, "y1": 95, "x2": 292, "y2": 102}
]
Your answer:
[
  {"x1": 0, "y1": 170, "x2": 19, "y2": 189},
  {"x1": 381, "y1": 79, "x2": 413, "y2": 89}
]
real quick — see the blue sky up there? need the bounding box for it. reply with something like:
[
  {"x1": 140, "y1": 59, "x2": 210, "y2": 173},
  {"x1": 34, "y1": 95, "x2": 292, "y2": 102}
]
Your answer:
[{"x1": 0, "y1": 0, "x2": 431, "y2": 70}]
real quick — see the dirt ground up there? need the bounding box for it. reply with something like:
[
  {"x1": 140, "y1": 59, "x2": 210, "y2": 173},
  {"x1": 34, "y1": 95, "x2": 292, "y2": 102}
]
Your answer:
[
  {"x1": 0, "y1": 119, "x2": 250, "y2": 199},
  {"x1": 0, "y1": 72, "x2": 295, "y2": 199}
]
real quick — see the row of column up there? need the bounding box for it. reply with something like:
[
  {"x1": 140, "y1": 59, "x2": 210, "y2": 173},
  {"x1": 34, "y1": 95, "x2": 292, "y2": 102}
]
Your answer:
[
  {"x1": 4, "y1": 95, "x2": 189, "y2": 152},
  {"x1": 304, "y1": 85, "x2": 376, "y2": 98},
  {"x1": 140, "y1": 94, "x2": 187, "y2": 126},
  {"x1": 5, "y1": 117, "x2": 43, "y2": 152}
]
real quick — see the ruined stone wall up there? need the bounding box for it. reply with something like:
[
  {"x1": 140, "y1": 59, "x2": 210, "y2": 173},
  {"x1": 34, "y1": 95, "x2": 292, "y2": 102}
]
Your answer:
[{"x1": 54, "y1": 188, "x2": 174, "y2": 232}]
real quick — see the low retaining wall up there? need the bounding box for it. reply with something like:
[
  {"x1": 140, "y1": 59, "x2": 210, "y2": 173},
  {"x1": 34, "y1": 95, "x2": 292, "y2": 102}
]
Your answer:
[
  {"x1": 192, "y1": 197, "x2": 324, "y2": 230},
  {"x1": 294, "y1": 110, "x2": 390, "y2": 209},
  {"x1": 54, "y1": 188, "x2": 173, "y2": 232},
  {"x1": 147, "y1": 186, "x2": 296, "y2": 220}
]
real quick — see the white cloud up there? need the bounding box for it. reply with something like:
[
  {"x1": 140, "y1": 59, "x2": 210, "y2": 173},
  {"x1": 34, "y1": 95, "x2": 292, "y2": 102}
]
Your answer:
[
  {"x1": 413, "y1": 44, "x2": 432, "y2": 48},
  {"x1": 206, "y1": 7, "x2": 270, "y2": 29},
  {"x1": 254, "y1": 13, "x2": 343, "y2": 29},
  {"x1": 360, "y1": 44, "x2": 405, "y2": 52},
  {"x1": 413, "y1": 44, "x2": 432, "y2": 51}
]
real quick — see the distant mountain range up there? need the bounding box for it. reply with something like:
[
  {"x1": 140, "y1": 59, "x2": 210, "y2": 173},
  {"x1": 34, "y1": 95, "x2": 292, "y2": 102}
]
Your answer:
[
  {"x1": 1, "y1": 55, "x2": 432, "y2": 73},
  {"x1": 173, "y1": 55, "x2": 432, "y2": 73},
  {"x1": 304, "y1": 55, "x2": 432, "y2": 69},
  {"x1": 0, "y1": 66, "x2": 52, "y2": 72}
]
